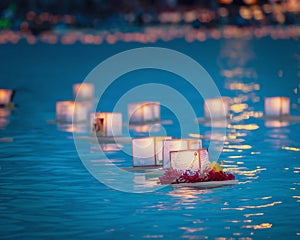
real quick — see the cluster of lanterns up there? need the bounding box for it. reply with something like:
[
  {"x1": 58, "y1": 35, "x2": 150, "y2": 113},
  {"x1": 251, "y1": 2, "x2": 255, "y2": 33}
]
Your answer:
[{"x1": 53, "y1": 82, "x2": 298, "y2": 171}]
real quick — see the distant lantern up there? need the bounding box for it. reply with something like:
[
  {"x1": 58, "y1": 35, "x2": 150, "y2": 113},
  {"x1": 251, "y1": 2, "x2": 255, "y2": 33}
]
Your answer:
[
  {"x1": 170, "y1": 148, "x2": 210, "y2": 172},
  {"x1": 90, "y1": 112, "x2": 122, "y2": 137},
  {"x1": 218, "y1": 0, "x2": 233, "y2": 4},
  {"x1": 243, "y1": 0, "x2": 257, "y2": 5},
  {"x1": 128, "y1": 102, "x2": 160, "y2": 124},
  {"x1": 56, "y1": 101, "x2": 88, "y2": 123},
  {"x1": 204, "y1": 97, "x2": 230, "y2": 119},
  {"x1": 73, "y1": 83, "x2": 95, "y2": 101},
  {"x1": 132, "y1": 136, "x2": 172, "y2": 167},
  {"x1": 0, "y1": 89, "x2": 14, "y2": 106},
  {"x1": 264, "y1": 97, "x2": 290, "y2": 117},
  {"x1": 163, "y1": 139, "x2": 203, "y2": 169}
]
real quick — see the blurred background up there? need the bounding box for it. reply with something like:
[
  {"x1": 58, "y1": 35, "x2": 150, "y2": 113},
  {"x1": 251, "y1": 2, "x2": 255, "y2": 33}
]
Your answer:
[{"x1": 0, "y1": 0, "x2": 299, "y2": 34}]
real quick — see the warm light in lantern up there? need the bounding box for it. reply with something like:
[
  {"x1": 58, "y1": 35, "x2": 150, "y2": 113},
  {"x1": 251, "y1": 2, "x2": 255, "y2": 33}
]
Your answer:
[
  {"x1": 128, "y1": 102, "x2": 160, "y2": 123},
  {"x1": 204, "y1": 97, "x2": 230, "y2": 119},
  {"x1": 90, "y1": 112, "x2": 122, "y2": 137},
  {"x1": 73, "y1": 83, "x2": 95, "y2": 101},
  {"x1": 218, "y1": 0, "x2": 233, "y2": 4},
  {"x1": 56, "y1": 101, "x2": 88, "y2": 123},
  {"x1": 264, "y1": 97, "x2": 290, "y2": 117},
  {"x1": 243, "y1": 0, "x2": 257, "y2": 5},
  {"x1": 132, "y1": 136, "x2": 172, "y2": 167},
  {"x1": 163, "y1": 139, "x2": 203, "y2": 169},
  {"x1": 0, "y1": 89, "x2": 14, "y2": 106},
  {"x1": 170, "y1": 148, "x2": 210, "y2": 172}
]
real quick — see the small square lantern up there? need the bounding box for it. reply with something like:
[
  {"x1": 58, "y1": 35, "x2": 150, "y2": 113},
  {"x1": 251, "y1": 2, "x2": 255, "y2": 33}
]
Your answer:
[
  {"x1": 128, "y1": 102, "x2": 160, "y2": 123},
  {"x1": 204, "y1": 97, "x2": 230, "y2": 119},
  {"x1": 132, "y1": 136, "x2": 172, "y2": 167},
  {"x1": 264, "y1": 97, "x2": 290, "y2": 117},
  {"x1": 170, "y1": 148, "x2": 209, "y2": 171},
  {"x1": 56, "y1": 101, "x2": 88, "y2": 123},
  {"x1": 0, "y1": 89, "x2": 14, "y2": 106},
  {"x1": 90, "y1": 112, "x2": 122, "y2": 137},
  {"x1": 163, "y1": 139, "x2": 202, "y2": 169},
  {"x1": 73, "y1": 83, "x2": 95, "y2": 101}
]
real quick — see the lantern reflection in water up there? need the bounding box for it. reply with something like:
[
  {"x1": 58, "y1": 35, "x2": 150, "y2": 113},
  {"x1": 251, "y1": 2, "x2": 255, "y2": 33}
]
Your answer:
[
  {"x1": 56, "y1": 101, "x2": 88, "y2": 123},
  {"x1": 73, "y1": 83, "x2": 95, "y2": 101},
  {"x1": 0, "y1": 89, "x2": 14, "y2": 106},
  {"x1": 0, "y1": 108, "x2": 10, "y2": 129},
  {"x1": 128, "y1": 102, "x2": 160, "y2": 124},
  {"x1": 132, "y1": 136, "x2": 172, "y2": 167},
  {"x1": 204, "y1": 97, "x2": 230, "y2": 119},
  {"x1": 163, "y1": 139, "x2": 202, "y2": 169},
  {"x1": 264, "y1": 97, "x2": 290, "y2": 118},
  {"x1": 90, "y1": 112, "x2": 122, "y2": 137}
]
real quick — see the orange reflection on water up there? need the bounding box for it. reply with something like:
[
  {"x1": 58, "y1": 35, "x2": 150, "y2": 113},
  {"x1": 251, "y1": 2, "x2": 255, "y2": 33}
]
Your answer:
[
  {"x1": 242, "y1": 223, "x2": 272, "y2": 230},
  {"x1": 228, "y1": 124, "x2": 259, "y2": 131}
]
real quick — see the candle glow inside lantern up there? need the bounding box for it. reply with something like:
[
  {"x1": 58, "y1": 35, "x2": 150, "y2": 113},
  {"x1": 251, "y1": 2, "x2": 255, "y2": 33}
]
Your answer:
[
  {"x1": 0, "y1": 89, "x2": 14, "y2": 106},
  {"x1": 73, "y1": 83, "x2": 95, "y2": 101},
  {"x1": 163, "y1": 139, "x2": 203, "y2": 169},
  {"x1": 204, "y1": 97, "x2": 230, "y2": 119},
  {"x1": 170, "y1": 148, "x2": 210, "y2": 171},
  {"x1": 128, "y1": 102, "x2": 160, "y2": 123},
  {"x1": 132, "y1": 136, "x2": 172, "y2": 167},
  {"x1": 264, "y1": 97, "x2": 290, "y2": 117},
  {"x1": 56, "y1": 101, "x2": 88, "y2": 123},
  {"x1": 90, "y1": 112, "x2": 122, "y2": 137}
]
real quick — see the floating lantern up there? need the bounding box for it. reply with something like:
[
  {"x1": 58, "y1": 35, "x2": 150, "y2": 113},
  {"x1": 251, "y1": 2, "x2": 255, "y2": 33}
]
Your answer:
[
  {"x1": 128, "y1": 102, "x2": 160, "y2": 123},
  {"x1": 56, "y1": 101, "x2": 88, "y2": 123},
  {"x1": 163, "y1": 139, "x2": 203, "y2": 169},
  {"x1": 0, "y1": 89, "x2": 14, "y2": 106},
  {"x1": 204, "y1": 97, "x2": 230, "y2": 119},
  {"x1": 170, "y1": 148, "x2": 209, "y2": 172},
  {"x1": 73, "y1": 83, "x2": 95, "y2": 101},
  {"x1": 132, "y1": 136, "x2": 172, "y2": 167},
  {"x1": 90, "y1": 112, "x2": 122, "y2": 137},
  {"x1": 264, "y1": 97, "x2": 290, "y2": 118}
]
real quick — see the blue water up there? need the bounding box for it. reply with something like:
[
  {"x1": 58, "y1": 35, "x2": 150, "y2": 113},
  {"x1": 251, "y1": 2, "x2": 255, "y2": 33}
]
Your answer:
[{"x1": 1, "y1": 34, "x2": 300, "y2": 239}]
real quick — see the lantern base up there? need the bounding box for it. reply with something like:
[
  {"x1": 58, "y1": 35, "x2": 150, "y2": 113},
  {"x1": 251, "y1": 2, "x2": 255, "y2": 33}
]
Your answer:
[
  {"x1": 0, "y1": 102, "x2": 16, "y2": 109},
  {"x1": 263, "y1": 115, "x2": 300, "y2": 122},
  {"x1": 76, "y1": 136, "x2": 132, "y2": 144},
  {"x1": 170, "y1": 180, "x2": 238, "y2": 188}
]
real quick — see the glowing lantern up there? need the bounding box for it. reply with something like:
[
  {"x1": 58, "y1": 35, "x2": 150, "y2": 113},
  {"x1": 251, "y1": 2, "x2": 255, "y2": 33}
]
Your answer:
[
  {"x1": 0, "y1": 89, "x2": 14, "y2": 106},
  {"x1": 170, "y1": 148, "x2": 210, "y2": 172},
  {"x1": 243, "y1": 0, "x2": 257, "y2": 5},
  {"x1": 56, "y1": 101, "x2": 88, "y2": 123},
  {"x1": 132, "y1": 136, "x2": 172, "y2": 167},
  {"x1": 163, "y1": 139, "x2": 203, "y2": 169},
  {"x1": 218, "y1": 0, "x2": 233, "y2": 4},
  {"x1": 73, "y1": 83, "x2": 94, "y2": 101},
  {"x1": 90, "y1": 112, "x2": 122, "y2": 137},
  {"x1": 128, "y1": 102, "x2": 160, "y2": 123},
  {"x1": 264, "y1": 97, "x2": 290, "y2": 117},
  {"x1": 204, "y1": 97, "x2": 230, "y2": 119}
]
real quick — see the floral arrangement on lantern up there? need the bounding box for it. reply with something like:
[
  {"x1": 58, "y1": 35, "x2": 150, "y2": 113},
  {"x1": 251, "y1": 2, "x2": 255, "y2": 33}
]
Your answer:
[{"x1": 159, "y1": 161, "x2": 235, "y2": 185}]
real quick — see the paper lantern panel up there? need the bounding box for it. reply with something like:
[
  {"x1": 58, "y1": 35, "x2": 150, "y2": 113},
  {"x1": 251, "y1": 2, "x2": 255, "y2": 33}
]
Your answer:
[
  {"x1": 56, "y1": 101, "x2": 88, "y2": 123},
  {"x1": 128, "y1": 102, "x2": 160, "y2": 123},
  {"x1": 132, "y1": 136, "x2": 172, "y2": 167},
  {"x1": 90, "y1": 112, "x2": 122, "y2": 137},
  {"x1": 73, "y1": 83, "x2": 95, "y2": 101},
  {"x1": 264, "y1": 97, "x2": 290, "y2": 117},
  {"x1": 0, "y1": 89, "x2": 14, "y2": 106},
  {"x1": 204, "y1": 97, "x2": 229, "y2": 119}
]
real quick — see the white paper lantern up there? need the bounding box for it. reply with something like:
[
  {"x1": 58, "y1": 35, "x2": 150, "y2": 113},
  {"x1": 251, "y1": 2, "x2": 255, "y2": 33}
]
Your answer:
[
  {"x1": 73, "y1": 83, "x2": 95, "y2": 101},
  {"x1": 90, "y1": 112, "x2": 122, "y2": 137},
  {"x1": 0, "y1": 89, "x2": 13, "y2": 106},
  {"x1": 170, "y1": 148, "x2": 209, "y2": 171},
  {"x1": 128, "y1": 102, "x2": 160, "y2": 123},
  {"x1": 56, "y1": 101, "x2": 88, "y2": 123},
  {"x1": 132, "y1": 136, "x2": 172, "y2": 167},
  {"x1": 163, "y1": 139, "x2": 203, "y2": 169},
  {"x1": 264, "y1": 97, "x2": 290, "y2": 117},
  {"x1": 204, "y1": 97, "x2": 230, "y2": 119}
]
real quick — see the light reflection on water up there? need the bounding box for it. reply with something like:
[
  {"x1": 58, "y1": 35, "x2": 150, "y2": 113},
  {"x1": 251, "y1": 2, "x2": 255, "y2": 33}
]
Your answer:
[{"x1": 1, "y1": 33, "x2": 300, "y2": 239}]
